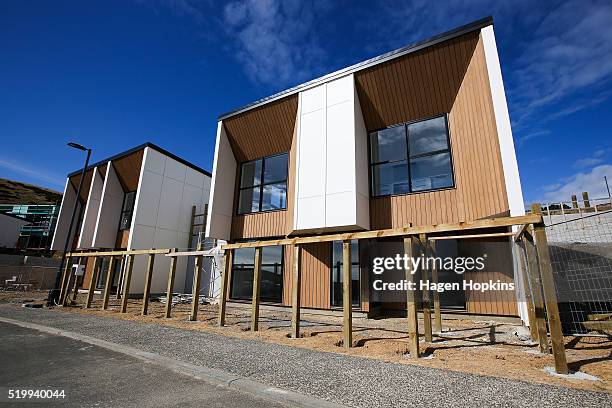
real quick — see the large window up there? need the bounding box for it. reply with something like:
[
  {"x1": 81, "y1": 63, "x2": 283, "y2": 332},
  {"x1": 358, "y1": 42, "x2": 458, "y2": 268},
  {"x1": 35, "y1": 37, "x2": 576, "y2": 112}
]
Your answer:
[
  {"x1": 369, "y1": 115, "x2": 453, "y2": 196},
  {"x1": 238, "y1": 153, "x2": 288, "y2": 214},
  {"x1": 331, "y1": 240, "x2": 360, "y2": 307},
  {"x1": 230, "y1": 245, "x2": 283, "y2": 303},
  {"x1": 119, "y1": 191, "x2": 136, "y2": 230}
]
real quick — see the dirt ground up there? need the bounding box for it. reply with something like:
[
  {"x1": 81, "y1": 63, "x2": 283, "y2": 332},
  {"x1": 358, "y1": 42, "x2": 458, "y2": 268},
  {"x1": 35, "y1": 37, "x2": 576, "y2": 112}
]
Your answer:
[{"x1": 3, "y1": 290, "x2": 611, "y2": 393}]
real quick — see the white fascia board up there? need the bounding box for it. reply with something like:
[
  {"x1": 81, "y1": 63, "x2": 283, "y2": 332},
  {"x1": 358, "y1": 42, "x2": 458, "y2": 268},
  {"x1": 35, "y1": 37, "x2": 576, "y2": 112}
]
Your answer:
[
  {"x1": 481, "y1": 26, "x2": 525, "y2": 216},
  {"x1": 50, "y1": 178, "x2": 77, "y2": 251},
  {"x1": 93, "y1": 162, "x2": 125, "y2": 248},
  {"x1": 205, "y1": 121, "x2": 236, "y2": 240},
  {"x1": 78, "y1": 167, "x2": 103, "y2": 248},
  {"x1": 127, "y1": 147, "x2": 150, "y2": 249}
]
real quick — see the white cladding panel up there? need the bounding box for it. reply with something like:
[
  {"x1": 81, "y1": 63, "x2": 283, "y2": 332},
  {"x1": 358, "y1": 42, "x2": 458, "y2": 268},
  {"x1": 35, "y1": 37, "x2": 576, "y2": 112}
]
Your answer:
[
  {"x1": 129, "y1": 146, "x2": 209, "y2": 293},
  {"x1": 0, "y1": 214, "x2": 29, "y2": 248},
  {"x1": 50, "y1": 179, "x2": 79, "y2": 250},
  {"x1": 77, "y1": 167, "x2": 104, "y2": 249},
  {"x1": 205, "y1": 122, "x2": 237, "y2": 240},
  {"x1": 294, "y1": 74, "x2": 369, "y2": 232},
  {"x1": 481, "y1": 26, "x2": 525, "y2": 217},
  {"x1": 93, "y1": 163, "x2": 124, "y2": 248}
]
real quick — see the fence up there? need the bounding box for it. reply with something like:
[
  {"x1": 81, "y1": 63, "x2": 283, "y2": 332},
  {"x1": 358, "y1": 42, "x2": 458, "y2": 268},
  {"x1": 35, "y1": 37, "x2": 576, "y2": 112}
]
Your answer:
[
  {"x1": 545, "y1": 210, "x2": 612, "y2": 335},
  {"x1": 0, "y1": 254, "x2": 59, "y2": 291}
]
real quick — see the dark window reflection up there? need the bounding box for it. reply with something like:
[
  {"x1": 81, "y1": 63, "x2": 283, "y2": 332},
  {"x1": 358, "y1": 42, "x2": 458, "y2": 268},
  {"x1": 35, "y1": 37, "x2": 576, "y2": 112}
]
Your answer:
[
  {"x1": 231, "y1": 246, "x2": 283, "y2": 303},
  {"x1": 331, "y1": 240, "x2": 360, "y2": 307}
]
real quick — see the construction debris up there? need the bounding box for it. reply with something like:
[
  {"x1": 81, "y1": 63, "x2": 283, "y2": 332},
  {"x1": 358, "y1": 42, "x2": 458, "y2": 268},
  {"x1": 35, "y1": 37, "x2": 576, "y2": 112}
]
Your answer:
[{"x1": 156, "y1": 294, "x2": 209, "y2": 306}]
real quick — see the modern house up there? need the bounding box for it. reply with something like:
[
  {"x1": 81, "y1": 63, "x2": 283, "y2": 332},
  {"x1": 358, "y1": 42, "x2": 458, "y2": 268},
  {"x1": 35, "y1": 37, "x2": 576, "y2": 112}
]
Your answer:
[
  {"x1": 206, "y1": 18, "x2": 528, "y2": 321},
  {"x1": 0, "y1": 204, "x2": 60, "y2": 250},
  {"x1": 51, "y1": 143, "x2": 212, "y2": 296},
  {"x1": 0, "y1": 212, "x2": 30, "y2": 248}
]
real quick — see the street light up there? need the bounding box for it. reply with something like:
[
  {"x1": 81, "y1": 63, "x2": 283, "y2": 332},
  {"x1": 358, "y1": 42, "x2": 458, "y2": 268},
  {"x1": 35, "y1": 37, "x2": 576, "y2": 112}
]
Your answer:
[{"x1": 47, "y1": 142, "x2": 92, "y2": 306}]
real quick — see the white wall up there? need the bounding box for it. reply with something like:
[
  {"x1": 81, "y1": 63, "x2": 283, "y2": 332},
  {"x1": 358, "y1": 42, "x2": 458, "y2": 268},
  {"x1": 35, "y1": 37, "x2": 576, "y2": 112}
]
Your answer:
[
  {"x1": 77, "y1": 167, "x2": 104, "y2": 249},
  {"x1": 294, "y1": 74, "x2": 369, "y2": 232},
  {"x1": 0, "y1": 214, "x2": 28, "y2": 248},
  {"x1": 481, "y1": 26, "x2": 524, "y2": 218},
  {"x1": 205, "y1": 122, "x2": 237, "y2": 240},
  {"x1": 128, "y1": 146, "x2": 210, "y2": 294},
  {"x1": 93, "y1": 162, "x2": 124, "y2": 248},
  {"x1": 51, "y1": 179, "x2": 80, "y2": 251}
]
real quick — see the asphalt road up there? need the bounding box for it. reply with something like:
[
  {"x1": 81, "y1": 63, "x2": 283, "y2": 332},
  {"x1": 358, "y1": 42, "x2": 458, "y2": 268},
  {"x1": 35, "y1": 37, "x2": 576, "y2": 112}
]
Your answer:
[
  {"x1": 1, "y1": 305, "x2": 611, "y2": 408},
  {"x1": 0, "y1": 322, "x2": 286, "y2": 407}
]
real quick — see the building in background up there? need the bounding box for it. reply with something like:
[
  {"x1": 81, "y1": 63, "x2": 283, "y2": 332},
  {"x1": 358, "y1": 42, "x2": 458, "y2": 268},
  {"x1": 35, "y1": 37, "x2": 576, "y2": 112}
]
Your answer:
[
  {"x1": 51, "y1": 143, "x2": 212, "y2": 296},
  {"x1": 0, "y1": 212, "x2": 30, "y2": 248},
  {"x1": 0, "y1": 204, "x2": 60, "y2": 250},
  {"x1": 206, "y1": 18, "x2": 528, "y2": 321}
]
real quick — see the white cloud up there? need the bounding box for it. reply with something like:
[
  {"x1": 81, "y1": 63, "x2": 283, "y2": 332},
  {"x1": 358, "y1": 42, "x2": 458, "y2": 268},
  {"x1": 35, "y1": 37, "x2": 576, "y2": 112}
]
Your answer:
[
  {"x1": 0, "y1": 157, "x2": 65, "y2": 189},
  {"x1": 221, "y1": 0, "x2": 328, "y2": 87},
  {"x1": 540, "y1": 164, "x2": 612, "y2": 203},
  {"x1": 573, "y1": 148, "x2": 609, "y2": 168}
]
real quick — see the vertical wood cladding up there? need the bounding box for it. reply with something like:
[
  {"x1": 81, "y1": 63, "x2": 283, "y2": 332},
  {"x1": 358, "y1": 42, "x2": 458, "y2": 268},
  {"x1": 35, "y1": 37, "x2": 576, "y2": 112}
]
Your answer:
[
  {"x1": 230, "y1": 101, "x2": 299, "y2": 240},
  {"x1": 282, "y1": 242, "x2": 331, "y2": 309},
  {"x1": 360, "y1": 32, "x2": 509, "y2": 229},
  {"x1": 461, "y1": 236, "x2": 518, "y2": 316}
]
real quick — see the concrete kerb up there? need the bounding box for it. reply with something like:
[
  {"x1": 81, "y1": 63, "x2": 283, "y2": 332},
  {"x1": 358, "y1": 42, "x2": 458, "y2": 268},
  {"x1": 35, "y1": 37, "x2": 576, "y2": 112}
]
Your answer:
[{"x1": 0, "y1": 316, "x2": 346, "y2": 408}]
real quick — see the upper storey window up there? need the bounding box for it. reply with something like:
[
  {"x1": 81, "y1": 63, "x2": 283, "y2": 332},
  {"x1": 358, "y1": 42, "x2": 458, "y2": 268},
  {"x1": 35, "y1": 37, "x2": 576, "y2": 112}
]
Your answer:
[
  {"x1": 119, "y1": 191, "x2": 136, "y2": 230},
  {"x1": 369, "y1": 115, "x2": 454, "y2": 197},
  {"x1": 238, "y1": 153, "x2": 288, "y2": 214}
]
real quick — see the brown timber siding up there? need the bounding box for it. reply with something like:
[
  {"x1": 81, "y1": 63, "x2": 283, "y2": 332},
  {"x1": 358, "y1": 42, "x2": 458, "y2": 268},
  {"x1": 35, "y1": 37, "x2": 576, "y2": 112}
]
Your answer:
[
  {"x1": 282, "y1": 242, "x2": 332, "y2": 309},
  {"x1": 360, "y1": 32, "x2": 509, "y2": 229}
]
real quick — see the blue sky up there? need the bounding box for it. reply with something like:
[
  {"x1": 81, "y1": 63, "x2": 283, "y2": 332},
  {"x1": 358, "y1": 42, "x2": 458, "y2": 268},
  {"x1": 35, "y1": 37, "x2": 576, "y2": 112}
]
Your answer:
[{"x1": 1, "y1": 0, "x2": 611, "y2": 206}]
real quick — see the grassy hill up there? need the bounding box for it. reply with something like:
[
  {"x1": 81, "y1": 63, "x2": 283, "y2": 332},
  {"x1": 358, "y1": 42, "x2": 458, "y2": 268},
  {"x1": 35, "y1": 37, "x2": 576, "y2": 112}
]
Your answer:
[{"x1": 0, "y1": 178, "x2": 62, "y2": 204}]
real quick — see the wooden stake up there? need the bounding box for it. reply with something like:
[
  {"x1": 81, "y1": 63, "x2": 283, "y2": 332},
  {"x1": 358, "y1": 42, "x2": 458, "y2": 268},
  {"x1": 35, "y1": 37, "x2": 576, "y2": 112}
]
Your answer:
[
  {"x1": 218, "y1": 250, "x2": 232, "y2": 327},
  {"x1": 419, "y1": 234, "x2": 433, "y2": 342},
  {"x1": 523, "y1": 234, "x2": 547, "y2": 353},
  {"x1": 101, "y1": 256, "x2": 115, "y2": 310},
  {"x1": 141, "y1": 252, "x2": 155, "y2": 316},
  {"x1": 85, "y1": 257, "x2": 101, "y2": 308},
  {"x1": 531, "y1": 204, "x2": 568, "y2": 374},
  {"x1": 121, "y1": 255, "x2": 134, "y2": 313},
  {"x1": 164, "y1": 249, "x2": 178, "y2": 318},
  {"x1": 342, "y1": 240, "x2": 352, "y2": 348},
  {"x1": 291, "y1": 245, "x2": 302, "y2": 339},
  {"x1": 516, "y1": 243, "x2": 537, "y2": 341},
  {"x1": 430, "y1": 240, "x2": 442, "y2": 333},
  {"x1": 115, "y1": 256, "x2": 125, "y2": 300},
  {"x1": 58, "y1": 257, "x2": 71, "y2": 304},
  {"x1": 69, "y1": 257, "x2": 83, "y2": 305},
  {"x1": 404, "y1": 236, "x2": 419, "y2": 358},
  {"x1": 251, "y1": 247, "x2": 263, "y2": 332},
  {"x1": 190, "y1": 254, "x2": 203, "y2": 321}
]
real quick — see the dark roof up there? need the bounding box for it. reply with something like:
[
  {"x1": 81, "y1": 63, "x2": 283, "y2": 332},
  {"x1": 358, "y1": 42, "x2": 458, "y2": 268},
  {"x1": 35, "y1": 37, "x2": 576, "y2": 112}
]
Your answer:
[
  {"x1": 67, "y1": 142, "x2": 212, "y2": 178},
  {"x1": 219, "y1": 16, "x2": 493, "y2": 120}
]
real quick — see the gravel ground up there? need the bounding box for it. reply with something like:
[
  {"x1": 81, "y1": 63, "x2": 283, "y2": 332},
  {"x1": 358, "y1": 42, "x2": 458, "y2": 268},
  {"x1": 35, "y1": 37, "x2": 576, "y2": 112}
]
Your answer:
[{"x1": 1, "y1": 304, "x2": 610, "y2": 408}]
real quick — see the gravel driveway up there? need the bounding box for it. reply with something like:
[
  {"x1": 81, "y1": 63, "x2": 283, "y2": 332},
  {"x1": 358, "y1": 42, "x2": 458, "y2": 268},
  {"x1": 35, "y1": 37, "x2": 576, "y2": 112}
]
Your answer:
[{"x1": 0, "y1": 305, "x2": 609, "y2": 408}]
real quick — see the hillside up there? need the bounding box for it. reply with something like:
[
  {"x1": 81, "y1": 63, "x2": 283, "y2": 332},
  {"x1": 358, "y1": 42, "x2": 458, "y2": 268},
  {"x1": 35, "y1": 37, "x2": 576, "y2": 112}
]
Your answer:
[{"x1": 0, "y1": 178, "x2": 62, "y2": 204}]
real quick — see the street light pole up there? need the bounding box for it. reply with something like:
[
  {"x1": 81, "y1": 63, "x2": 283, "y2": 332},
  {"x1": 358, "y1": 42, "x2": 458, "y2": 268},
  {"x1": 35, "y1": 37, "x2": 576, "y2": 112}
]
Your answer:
[{"x1": 47, "y1": 143, "x2": 91, "y2": 306}]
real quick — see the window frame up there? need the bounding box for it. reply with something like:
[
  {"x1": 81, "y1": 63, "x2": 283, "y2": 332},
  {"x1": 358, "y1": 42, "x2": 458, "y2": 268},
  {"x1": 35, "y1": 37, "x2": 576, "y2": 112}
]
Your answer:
[
  {"x1": 229, "y1": 245, "x2": 284, "y2": 303},
  {"x1": 118, "y1": 191, "x2": 136, "y2": 231},
  {"x1": 237, "y1": 152, "x2": 289, "y2": 215},
  {"x1": 368, "y1": 114, "x2": 455, "y2": 198},
  {"x1": 330, "y1": 240, "x2": 361, "y2": 308}
]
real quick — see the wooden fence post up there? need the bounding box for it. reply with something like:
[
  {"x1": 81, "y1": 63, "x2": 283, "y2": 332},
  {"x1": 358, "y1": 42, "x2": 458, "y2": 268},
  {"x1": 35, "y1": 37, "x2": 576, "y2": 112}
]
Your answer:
[
  {"x1": 164, "y1": 249, "x2": 178, "y2": 318},
  {"x1": 85, "y1": 257, "x2": 101, "y2": 308},
  {"x1": 121, "y1": 255, "x2": 134, "y2": 313},
  {"x1": 291, "y1": 245, "x2": 302, "y2": 339},
  {"x1": 142, "y1": 251, "x2": 155, "y2": 316},
  {"x1": 420, "y1": 234, "x2": 433, "y2": 342},
  {"x1": 218, "y1": 250, "x2": 232, "y2": 326},
  {"x1": 515, "y1": 242, "x2": 538, "y2": 341},
  {"x1": 59, "y1": 257, "x2": 71, "y2": 304},
  {"x1": 190, "y1": 254, "x2": 204, "y2": 321},
  {"x1": 251, "y1": 247, "x2": 263, "y2": 332},
  {"x1": 430, "y1": 240, "x2": 442, "y2": 333},
  {"x1": 69, "y1": 256, "x2": 83, "y2": 304},
  {"x1": 523, "y1": 233, "x2": 548, "y2": 353},
  {"x1": 101, "y1": 256, "x2": 115, "y2": 310},
  {"x1": 115, "y1": 256, "x2": 125, "y2": 300},
  {"x1": 531, "y1": 204, "x2": 568, "y2": 374},
  {"x1": 342, "y1": 240, "x2": 353, "y2": 348},
  {"x1": 404, "y1": 236, "x2": 419, "y2": 358}
]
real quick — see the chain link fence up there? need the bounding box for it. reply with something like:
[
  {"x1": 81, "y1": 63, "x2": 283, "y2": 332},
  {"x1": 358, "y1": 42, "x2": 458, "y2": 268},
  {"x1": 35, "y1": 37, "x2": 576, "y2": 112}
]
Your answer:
[{"x1": 546, "y1": 210, "x2": 612, "y2": 335}]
